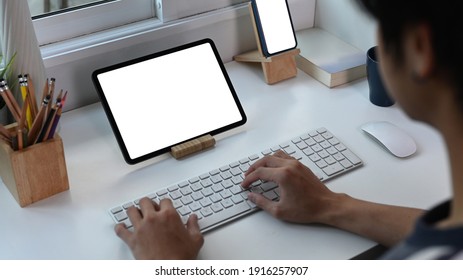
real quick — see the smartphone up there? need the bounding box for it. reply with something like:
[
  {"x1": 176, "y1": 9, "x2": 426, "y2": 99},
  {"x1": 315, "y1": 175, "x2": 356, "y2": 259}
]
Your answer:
[{"x1": 251, "y1": 0, "x2": 297, "y2": 57}]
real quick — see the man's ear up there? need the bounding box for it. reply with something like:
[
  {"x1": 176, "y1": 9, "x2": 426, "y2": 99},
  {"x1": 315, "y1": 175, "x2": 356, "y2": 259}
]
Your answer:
[{"x1": 406, "y1": 23, "x2": 435, "y2": 80}]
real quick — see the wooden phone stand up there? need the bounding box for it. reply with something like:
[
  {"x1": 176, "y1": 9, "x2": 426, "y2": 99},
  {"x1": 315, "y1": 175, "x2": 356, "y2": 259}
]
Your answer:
[
  {"x1": 234, "y1": 3, "x2": 300, "y2": 85},
  {"x1": 170, "y1": 134, "x2": 216, "y2": 159}
]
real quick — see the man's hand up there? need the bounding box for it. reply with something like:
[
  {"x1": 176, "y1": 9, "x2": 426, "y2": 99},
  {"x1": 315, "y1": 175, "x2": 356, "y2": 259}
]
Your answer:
[
  {"x1": 115, "y1": 198, "x2": 204, "y2": 259},
  {"x1": 242, "y1": 150, "x2": 337, "y2": 224}
]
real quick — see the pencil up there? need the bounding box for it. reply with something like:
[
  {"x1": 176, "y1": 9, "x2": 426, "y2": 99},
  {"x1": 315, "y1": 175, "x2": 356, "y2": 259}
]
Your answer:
[
  {"x1": 47, "y1": 78, "x2": 56, "y2": 114},
  {"x1": 37, "y1": 91, "x2": 62, "y2": 143},
  {"x1": 0, "y1": 133, "x2": 11, "y2": 144},
  {"x1": 18, "y1": 91, "x2": 30, "y2": 131},
  {"x1": 0, "y1": 80, "x2": 22, "y2": 120},
  {"x1": 0, "y1": 88, "x2": 21, "y2": 123},
  {"x1": 0, "y1": 123, "x2": 11, "y2": 139},
  {"x1": 17, "y1": 129, "x2": 23, "y2": 150},
  {"x1": 19, "y1": 75, "x2": 33, "y2": 129},
  {"x1": 47, "y1": 92, "x2": 65, "y2": 140},
  {"x1": 28, "y1": 94, "x2": 51, "y2": 145},
  {"x1": 24, "y1": 74, "x2": 38, "y2": 118},
  {"x1": 47, "y1": 91, "x2": 67, "y2": 140}
]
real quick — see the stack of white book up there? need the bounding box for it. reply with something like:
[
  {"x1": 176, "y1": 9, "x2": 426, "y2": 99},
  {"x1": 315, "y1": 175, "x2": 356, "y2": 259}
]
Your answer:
[{"x1": 296, "y1": 28, "x2": 366, "y2": 88}]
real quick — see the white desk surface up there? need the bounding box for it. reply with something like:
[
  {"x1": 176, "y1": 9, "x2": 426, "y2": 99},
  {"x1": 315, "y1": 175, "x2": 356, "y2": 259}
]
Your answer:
[{"x1": 0, "y1": 61, "x2": 451, "y2": 260}]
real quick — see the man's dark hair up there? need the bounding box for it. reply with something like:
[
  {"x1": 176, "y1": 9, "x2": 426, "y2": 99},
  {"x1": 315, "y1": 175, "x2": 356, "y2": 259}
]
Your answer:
[{"x1": 356, "y1": 0, "x2": 463, "y2": 103}]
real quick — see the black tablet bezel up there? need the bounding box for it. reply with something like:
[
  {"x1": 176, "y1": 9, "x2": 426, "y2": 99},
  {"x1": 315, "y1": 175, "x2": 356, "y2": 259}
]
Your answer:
[{"x1": 92, "y1": 38, "x2": 247, "y2": 164}]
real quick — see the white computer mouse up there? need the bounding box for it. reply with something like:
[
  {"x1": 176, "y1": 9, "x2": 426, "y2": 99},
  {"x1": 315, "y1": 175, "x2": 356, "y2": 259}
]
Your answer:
[{"x1": 361, "y1": 121, "x2": 417, "y2": 158}]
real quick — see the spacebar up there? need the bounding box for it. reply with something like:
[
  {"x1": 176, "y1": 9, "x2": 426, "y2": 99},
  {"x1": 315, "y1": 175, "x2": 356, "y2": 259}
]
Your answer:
[{"x1": 198, "y1": 202, "x2": 252, "y2": 231}]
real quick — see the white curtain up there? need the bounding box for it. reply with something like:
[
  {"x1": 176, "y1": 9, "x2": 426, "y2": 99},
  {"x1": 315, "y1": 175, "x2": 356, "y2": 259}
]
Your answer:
[{"x1": 0, "y1": 0, "x2": 46, "y2": 124}]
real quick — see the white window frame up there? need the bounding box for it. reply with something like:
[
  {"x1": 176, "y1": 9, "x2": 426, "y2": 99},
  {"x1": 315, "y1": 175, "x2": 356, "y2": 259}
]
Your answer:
[
  {"x1": 157, "y1": 0, "x2": 249, "y2": 22},
  {"x1": 33, "y1": 0, "x2": 155, "y2": 46},
  {"x1": 33, "y1": 0, "x2": 249, "y2": 46}
]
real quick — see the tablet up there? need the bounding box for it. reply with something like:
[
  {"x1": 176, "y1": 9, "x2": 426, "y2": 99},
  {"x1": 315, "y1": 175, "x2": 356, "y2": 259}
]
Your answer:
[{"x1": 92, "y1": 39, "x2": 247, "y2": 164}]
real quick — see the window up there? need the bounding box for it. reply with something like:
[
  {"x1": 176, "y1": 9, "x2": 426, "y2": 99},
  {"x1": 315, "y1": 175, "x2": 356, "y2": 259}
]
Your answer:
[
  {"x1": 30, "y1": 0, "x2": 155, "y2": 46},
  {"x1": 31, "y1": 0, "x2": 249, "y2": 46}
]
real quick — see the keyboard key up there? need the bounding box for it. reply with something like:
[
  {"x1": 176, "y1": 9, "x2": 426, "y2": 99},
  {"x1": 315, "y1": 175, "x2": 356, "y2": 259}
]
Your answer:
[
  {"x1": 201, "y1": 187, "x2": 214, "y2": 197},
  {"x1": 190, "y1": 182, "x2": 202, "y2": 192},
  {"x1": 111, "y1": 206, "x2": 123, "y2": 215},
  {"x1": 211, "y1": 203, "x2": 223, "y2": 213},
  {"x1": 201, "y1": 178, "x2": 213, "y2": 188},
  {"x1": 200, "y1": 207, "x2": 213, "y2": 217},
  {"x1": 180, "y1": 187, "x2": 192, "y2": 196},
  {"x1": 231, "y1": 195, "x2": 244, "y2": 204},
  {"x1": 199, "y1": 197, "x2": 212, "y2": 207},
  {"x1": 230, "y1": 185, "x2": 245, "y2": 195},
  {"x1": 189, "y1": 177, "x2": 200, "y2": 184},
  {"x1": 261, "y1": 181, "x2": 277, "y2": 192},
  {"x1": 181, "y1": 196, "x2": 193, "y2": 205},
  {"x1": 122, "y1": 202, "x2": 134, "y2": 209},
  {"x1": 249, "y1": 154, "x2": 260, "y2": 161},
  {"x1": 114, "y1": 211, "x2": 128, "y2": 222},
  {"x1": 221, "y1": 199, "x2": 234, "y2": 209},
  {"x1": 211, "y1": 175, "x2": 222, "y2": 184},
  {"x1": 342, "y1": 150, "x2": 362, "y2": 165},
  {"x1": 210, "y1": 193, "x2": 222, "y2": 203},
  {"x1": 199, "y1": 173, "x2": 210, "y2": 180},
  {"x1": 167, "y1": 185, "x2": 178, "y2": 192},
  {"x1": 221, "y1": 179, "x2": 234, "y2": 189},
  {"x1": 189, "y1": 202, "x2": 202, "y2": 212},
  {"x1": 263, "y1": 190, "x2": 279, "y2": 201},
  {"x1": 340, "y1": 159, "x2": 353, "y2": 169},
  {"x1": 156, "y1": 189, "x2": 168, "y2": 197},
  {"x1": 172, "y1": 199, "x2": 183, "y2": 209},
  {"x1": 178, "y1": 206, "x2": 191, "y2": 216},
  {"x1": 170, "y1": 190, "x2": 182, "y2": 200},
  {"x1": 191, "y1": 192, "x2": 203, "y2": 201},
  {"x1": 220, "y1": 189, "x2": 232, "y2": 199},
  {"x1": 210, "y1": 169, "x2": 220, "y2": 176},
  {"x1": 322, "y1": 162, "x2": 344, "y2": 176}
]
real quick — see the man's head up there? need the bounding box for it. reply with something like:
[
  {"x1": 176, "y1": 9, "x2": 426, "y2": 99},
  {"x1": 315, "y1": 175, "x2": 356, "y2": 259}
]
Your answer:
[{"x1": 356, "y1": 0, "x2": 463, "y2": 121}]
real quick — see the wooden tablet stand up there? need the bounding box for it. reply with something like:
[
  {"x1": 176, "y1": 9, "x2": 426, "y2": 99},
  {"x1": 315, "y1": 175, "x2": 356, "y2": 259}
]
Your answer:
[
  {"x1": 170, "y1": 134, "x2": 216, "y2": 159},
  {"x1": 234, "y1": 3, "x2": 300, "y2": 85}
]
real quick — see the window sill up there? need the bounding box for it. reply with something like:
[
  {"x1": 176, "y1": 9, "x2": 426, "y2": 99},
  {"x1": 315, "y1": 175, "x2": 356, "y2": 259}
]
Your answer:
[{"x1": 41, "y1": 3, "x2": 249, "y2": 68}]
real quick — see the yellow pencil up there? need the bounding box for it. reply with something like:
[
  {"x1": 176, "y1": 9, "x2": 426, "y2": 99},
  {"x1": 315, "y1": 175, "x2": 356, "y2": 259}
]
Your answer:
[
  {"x1": 25, "y1": 74, "x2": 38, "y2": 118},
  {"x1": 28, "y1": 94, "x2": 51, "y2": 145},
  {"x1": 19, "y1": 75, "x2": 33, "y2": 129}
]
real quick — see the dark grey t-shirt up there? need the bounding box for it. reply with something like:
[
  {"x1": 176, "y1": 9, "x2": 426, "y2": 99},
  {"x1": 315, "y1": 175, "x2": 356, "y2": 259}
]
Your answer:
[{"x1": 382, "y1": 201, "x2": 463, "y2": 259}]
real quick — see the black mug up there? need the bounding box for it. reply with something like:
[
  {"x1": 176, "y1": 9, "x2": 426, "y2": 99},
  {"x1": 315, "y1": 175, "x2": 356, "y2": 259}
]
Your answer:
[{"x1": 366, "y1": 46, "x2": 395, "y2": 107}]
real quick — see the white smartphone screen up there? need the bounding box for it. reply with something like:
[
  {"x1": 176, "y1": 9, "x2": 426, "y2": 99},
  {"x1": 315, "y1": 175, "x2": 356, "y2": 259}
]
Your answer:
[{"x1": 253, "y1": 0, "x2": 297, "y2": 56}]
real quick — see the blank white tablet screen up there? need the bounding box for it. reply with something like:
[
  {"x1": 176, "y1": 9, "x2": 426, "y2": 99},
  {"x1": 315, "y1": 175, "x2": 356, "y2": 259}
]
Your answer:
[{"x1": 96, "y1": 42, "x2": 244, "y2": 160}]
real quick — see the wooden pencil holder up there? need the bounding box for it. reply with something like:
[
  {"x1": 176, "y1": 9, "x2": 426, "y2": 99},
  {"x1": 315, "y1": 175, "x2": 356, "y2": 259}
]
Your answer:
[{"x1": 0, "y1": 131, "x2": 69, "y2": 207}]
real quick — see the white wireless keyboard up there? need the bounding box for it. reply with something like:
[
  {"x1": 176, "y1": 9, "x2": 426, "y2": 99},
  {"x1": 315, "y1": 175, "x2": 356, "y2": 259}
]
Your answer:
[{"x1": 109, "y1": 128, "x2": 363, "y2": 233}]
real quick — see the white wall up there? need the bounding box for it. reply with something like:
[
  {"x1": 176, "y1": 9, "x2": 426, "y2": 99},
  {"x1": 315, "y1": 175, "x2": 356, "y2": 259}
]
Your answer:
[
  {"x1": 42, "y1": 0, "x2": 315, "y2": 111},
  {"x1": 315, "y1": 0, "x2": 376, "y2": 52}
]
